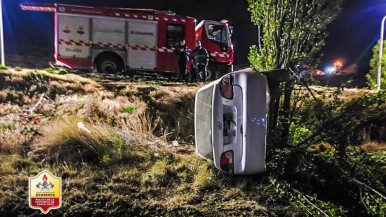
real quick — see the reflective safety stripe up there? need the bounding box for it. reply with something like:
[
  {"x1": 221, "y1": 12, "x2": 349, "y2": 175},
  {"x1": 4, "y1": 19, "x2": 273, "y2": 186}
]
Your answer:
[{"x1": 210, "y1": 51, "x2": 229, "y2": 58}]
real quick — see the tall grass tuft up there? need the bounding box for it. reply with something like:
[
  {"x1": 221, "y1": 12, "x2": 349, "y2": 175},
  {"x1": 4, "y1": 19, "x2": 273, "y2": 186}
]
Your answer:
[
  {"x1": 33, "y1": 113, "x2": 164, "y2": 164},
  {"x1": 34, "y1": 117, "x2": 135, "y2": 164}
]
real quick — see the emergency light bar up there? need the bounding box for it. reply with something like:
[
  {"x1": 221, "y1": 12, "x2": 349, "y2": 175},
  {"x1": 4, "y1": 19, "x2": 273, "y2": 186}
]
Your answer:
[{"x1": 20, "y1": 3, "x2": 56, "y2": 12}]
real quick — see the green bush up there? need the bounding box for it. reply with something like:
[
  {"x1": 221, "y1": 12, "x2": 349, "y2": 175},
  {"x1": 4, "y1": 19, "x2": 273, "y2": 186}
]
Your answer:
[
  {"x1": 43, "y1": 67, "x2": 68, "y2": 74},
  {"x1": 58, "y1": 68, "x2": 68, "y2": 74},
  {"x1": 361, "y1": 191, "x2": 386, "y2": 216},
  {"x1": 289, "y1": 122, "x2": 312, "y2": 145},
  {"x1": 123, "y1": 105, "x2": 137, "y2": 113},
  {"x1": 0, "y1": 64, "x2": 7, "y2": 70},
  {"x1": 367, "y1": 39, "x2": 386, "y2": 89},
  {"x1": 44, "y1": 67, "x2": 55, "y2": 73},
  {"x1": 27, "y1": 71, "x2": 49, "y2": 78},
  {"x1": 268, "y1": 177, "x2": 347, "y2": 216}
]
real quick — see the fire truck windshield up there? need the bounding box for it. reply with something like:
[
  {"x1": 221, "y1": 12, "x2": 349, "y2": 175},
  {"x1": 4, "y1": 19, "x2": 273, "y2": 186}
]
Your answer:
[{"x1": 207, "y1": 24, "x2": 229, "y2": 45}]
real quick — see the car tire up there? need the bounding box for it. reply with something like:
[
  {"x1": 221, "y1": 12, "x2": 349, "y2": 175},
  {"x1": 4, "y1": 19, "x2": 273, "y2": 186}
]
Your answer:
[
  {"x1": 207, "y1": 62, "x2": 216, "y2": 81},
  {"x1": 189, "y1": 65, "x2": 197, "y2": 83},
  {"x1": 98, "y1": 57, "x2": 122, "y2": 74}
]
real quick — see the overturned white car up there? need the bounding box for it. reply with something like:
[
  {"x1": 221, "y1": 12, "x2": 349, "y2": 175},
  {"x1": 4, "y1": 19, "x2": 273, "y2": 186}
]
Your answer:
[
  {"x1": 194, "y1": 68, "x2": 290, "y2": 174},
  {"x1": 195, "y1": 68, "x2": 275, "y2": 175}
]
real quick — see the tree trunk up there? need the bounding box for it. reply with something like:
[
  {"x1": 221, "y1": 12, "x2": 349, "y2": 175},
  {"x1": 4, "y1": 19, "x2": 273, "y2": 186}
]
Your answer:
[{"x1": 279, "y1": 80, "x2": 294, "y2": 147}]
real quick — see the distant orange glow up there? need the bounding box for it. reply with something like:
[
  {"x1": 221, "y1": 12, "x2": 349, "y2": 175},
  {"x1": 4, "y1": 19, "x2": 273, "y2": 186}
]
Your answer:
[{"x1": 334, "y1": 58, "x2": 345, "y2": 69}]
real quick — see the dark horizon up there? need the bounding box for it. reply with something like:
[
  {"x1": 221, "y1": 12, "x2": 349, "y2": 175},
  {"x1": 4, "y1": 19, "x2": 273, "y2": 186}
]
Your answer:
[{"x1": 3, "y1": 0, "x2": 386, "y2": 73}]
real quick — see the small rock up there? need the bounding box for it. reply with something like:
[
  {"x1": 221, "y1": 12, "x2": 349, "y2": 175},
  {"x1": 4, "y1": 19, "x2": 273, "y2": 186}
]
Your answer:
[
  {"x1": 77, "y1": 122, "x2": 91, "y2": 134},
  {"x1": 172, "y1": 140, "x2": 179, "y2": 147},
  {"x1": 27, "y1": 151, "x2": 34, "y2": 158}
]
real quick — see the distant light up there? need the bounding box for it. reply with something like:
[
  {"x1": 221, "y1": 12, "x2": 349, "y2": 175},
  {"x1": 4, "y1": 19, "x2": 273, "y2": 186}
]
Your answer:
[
  {"x1": 326, "y1": 66, "x2": 336, "y2": 74},
  {"x1": 334, "y1": 59, "x2": 344, "y2": 69}
]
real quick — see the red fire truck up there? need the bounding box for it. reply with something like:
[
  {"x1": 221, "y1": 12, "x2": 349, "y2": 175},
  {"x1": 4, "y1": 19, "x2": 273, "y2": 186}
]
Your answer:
[{"x1": 20, "y1": 3, "x2": 234, "y2": 79}]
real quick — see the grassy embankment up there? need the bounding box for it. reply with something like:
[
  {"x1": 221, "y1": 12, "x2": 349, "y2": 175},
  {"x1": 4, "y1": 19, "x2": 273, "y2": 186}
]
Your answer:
[
  {"x1": 0, "y1": 68, "x2": 281, "y2": 216},
  {"x1": 0, "y1": 66, "x2": 385, "y2": 216}
]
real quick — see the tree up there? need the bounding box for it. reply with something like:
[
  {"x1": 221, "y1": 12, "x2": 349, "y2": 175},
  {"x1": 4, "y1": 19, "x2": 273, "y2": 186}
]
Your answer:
[
  {"x1": 247, "y1": 0, "x2": 344, "y2": 148},
  {"x1": 247, "y1": 0, "x2": 344, "y2": 71},
  {"x1": 367, "y1": 40, "x2": 386, "y2": 89}
]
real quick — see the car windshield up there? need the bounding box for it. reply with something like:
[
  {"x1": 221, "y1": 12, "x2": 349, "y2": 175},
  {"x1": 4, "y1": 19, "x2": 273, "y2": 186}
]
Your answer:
[
  {"x1": 195, "y1": 85, "x2": 214, "y2": 160},
  {"x1": 206, "y1": 24, "x2": 228, "y2": 44}
]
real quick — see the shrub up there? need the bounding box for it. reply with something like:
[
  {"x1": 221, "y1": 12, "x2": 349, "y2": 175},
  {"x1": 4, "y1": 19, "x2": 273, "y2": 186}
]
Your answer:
[
  {"x1": 44, "y1": 67, "x2": 68, "y2": 74},
  {"x1": 58, "y1": 68, "x2": 68, "y2": 74},
  {"x1": 289, "y1": 122, "x2": 312, "y2": 145},
  {"x1": 27, "y1": 70, "x2": 49, "y2": 78},
  {"x1": 361, "y1": 191, "x2": 386, "y2": 216},
  {"x1": 123, "y1": 104, "x2": 137, "y2": 113},
  {"x1": 44, "y1": 68, "x2": 55, "y2": 74}
]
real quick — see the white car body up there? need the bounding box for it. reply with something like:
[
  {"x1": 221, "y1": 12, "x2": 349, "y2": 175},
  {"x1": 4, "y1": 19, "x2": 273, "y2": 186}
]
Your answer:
[{"x1": 195, "y1": 68, "x2": 270, "y2": 174}]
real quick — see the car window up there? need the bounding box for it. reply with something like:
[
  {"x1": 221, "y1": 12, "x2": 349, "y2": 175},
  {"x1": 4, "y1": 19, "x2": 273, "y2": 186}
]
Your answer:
[
  {"x1": 206, "y1": 24, "x2": 228, "y2": 44},
  {"x1": 166, "y1": 24, "x2": 185, "y2": 48}
]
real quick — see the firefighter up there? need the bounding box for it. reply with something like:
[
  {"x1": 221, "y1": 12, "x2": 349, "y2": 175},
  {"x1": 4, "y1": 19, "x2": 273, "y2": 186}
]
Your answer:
[
  {"x1": 192, "y1": 40, "x2": 209, "y2": 82},
  {"x1": 176, "y1": 40, "x2": 189, "y2": 82}
]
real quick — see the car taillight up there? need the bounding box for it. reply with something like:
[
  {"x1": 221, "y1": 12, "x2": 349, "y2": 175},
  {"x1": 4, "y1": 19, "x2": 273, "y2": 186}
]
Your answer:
[
  {"x1": 220, "y1": 150, "x2": 234, "y2": 174},
  {"x1": 220, "y1": 74, "x2": 234, "y2": 99}
]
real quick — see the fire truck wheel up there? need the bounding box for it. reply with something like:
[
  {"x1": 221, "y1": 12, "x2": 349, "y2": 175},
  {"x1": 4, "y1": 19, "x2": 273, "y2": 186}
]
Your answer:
[
  {"x1": 217, "y1": 63, "x2": 228, "y2": 78},
  {"x1": 207, "y1": 63, "x2": 216, "y2": 81},
  {"x1": 207, "y1": 62, "x2": 228, "y2": 81},
  {"x1": 189, "y1": 65, "x2": 197, "y2": 83},
  {"x1": 98, "y1": 58, "x2": 122, "y2": 74}
]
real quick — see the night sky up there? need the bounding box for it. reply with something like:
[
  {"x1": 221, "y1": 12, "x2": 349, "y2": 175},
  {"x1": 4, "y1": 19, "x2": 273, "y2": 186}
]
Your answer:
[
  {"x1": 322, "y1": 0, "x2": 386, "y2": 73},
  {"x1": 3, "y1": 0, "x2": 386, "y2": 73}
]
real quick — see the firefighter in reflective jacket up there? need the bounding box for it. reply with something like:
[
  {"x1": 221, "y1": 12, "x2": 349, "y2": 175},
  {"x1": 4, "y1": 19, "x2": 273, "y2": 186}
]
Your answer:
[{"x1": 192, "y1": 40, "x2": 209, "y2": 82}]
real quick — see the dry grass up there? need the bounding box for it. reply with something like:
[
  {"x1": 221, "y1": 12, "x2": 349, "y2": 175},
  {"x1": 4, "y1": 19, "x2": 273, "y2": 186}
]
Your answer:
[
  {"x1": 0, "y1": 103, "x2": 21, "y2": 116},
  {"x1": 0, "y1": 128, "x2": 27, "y2": 153},
  {"x1": 35, "y1": 116, "x2": 84, "y2": 149},
  {"x1": 0, "y1": 120, "x2": 38, "y2": 154},
  {"x1": 361, "y1": 141, "x2": 386, "y2": 153},
  {"x1": 193, "y1": 164, "x2": 215, "y2": 190},
  {"x1": 0, "y1": 154, "x2": 18, "y2": 175},
  {"x1": 0, "y1": 67, "x2": 304, "y2": 216},
  {"x1": 148, "y1": 159, "x2": 169, "y2": 184},
  {"x1": 32, "y1": 116, "x2": 142, "y2": 164},
  {"x1": 0, "y1": 69, "x2": 103, "y2": 107},
  {"x1": 2, "y1": 68, "x2": 102, "y2": 90},
  {"x1": 294, "y1": 85, "x2": 376, "y2": 103}
]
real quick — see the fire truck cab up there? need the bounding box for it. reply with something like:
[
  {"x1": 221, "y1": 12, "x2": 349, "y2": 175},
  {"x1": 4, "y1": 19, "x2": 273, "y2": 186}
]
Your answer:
[
  {"x1": 196, "y1": 20, "x2": 234, "y2": 79},
  {"x1": 20, "y1": 3, "x2": 234, "y2": 79}
]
